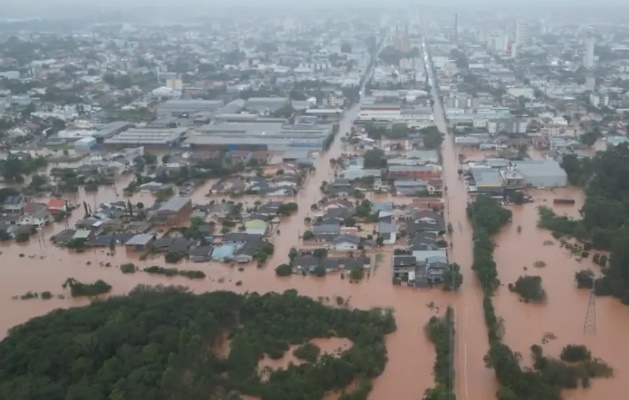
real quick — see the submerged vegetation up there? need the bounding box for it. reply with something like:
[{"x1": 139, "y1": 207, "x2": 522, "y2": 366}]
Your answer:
[
  {"x1": 509, "y1": 275, "x2": 547, "y2": 303},
  {"x1": 423, "y1": 306, "x2": 456, "y2": 400},
  {"x1": 143, "y1": 265, "x2": 206, "y2": 279},
  {"x1": 543, "y1": 145, "x2": 629, "y2": 305},
  {"x1": 468, "y1": 196, "x2": 611, "y2": 400},
  {"x1": 293, "y1": 342, "x2": 321, "y2": 363},
  {"x1": 575, "y1": 270, "x2": 595, "y2": 289},
  {"x1": 0, "y1": 286, "x2": 396, "y2": 400},
  {"x1": 61, "y1": 278, "x2": 112, "y2": 297}
]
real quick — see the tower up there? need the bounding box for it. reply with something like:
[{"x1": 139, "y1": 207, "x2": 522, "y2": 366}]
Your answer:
[
  {"x1": 453, "y1": 13, "x2": 458, "y2": 44},
  {"x1": 584, "y1": 282, "x2": 596, "y2": 334},
  {"x1": 584, "y1": 38, "x2": 595, "y2": 69},
  {"x1": 394, "y1": 24, "x2": 401, "y2": 51}
]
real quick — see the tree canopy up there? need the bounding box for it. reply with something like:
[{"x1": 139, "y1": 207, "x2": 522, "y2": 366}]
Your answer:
[
  {"x1": 363, "y1": 149, "x2": 385, "y2": 169},
  {"x1": 546, "y1": 145, "x2": 629, "y2": 302},
  {"x1": 0, "y1": 286, "x2": 396, "y2": 400},
  {"x1": 420, "y1": 126, "x2": 444, "y2": 149}
]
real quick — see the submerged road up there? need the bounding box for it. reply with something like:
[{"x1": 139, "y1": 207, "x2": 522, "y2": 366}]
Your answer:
[{"x1": 421, "y1": 38, "x2": 498, "y2": 400}]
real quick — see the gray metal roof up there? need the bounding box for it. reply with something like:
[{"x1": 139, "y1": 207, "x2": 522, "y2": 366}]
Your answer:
[
  {"x1": 515, "y1": 159, "x2": 567, "y2": 177},
  {"x1": 104, "y1": 128, "x2": 187, "y2": 145},
  {"x1": 471, "y1": 167, "x2": 503, "y2": 187},
  {"x1": 157, "y1": 197, "x2": 191, "y2": 213},
  {"x1": 158, "y1": 99, "x2": 223, "y2": 111},
  {"x1": 125, "y1": 234, "x2": 155, "y2": 246}
]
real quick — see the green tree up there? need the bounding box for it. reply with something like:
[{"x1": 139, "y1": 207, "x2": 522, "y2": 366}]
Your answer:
[
  {"x1": 275, "y1": 264, "x2": 292, "y2": 276},
  {"x1": 421, "y1": 126, "x2": 444, "y2": 149},
  {"x1": 442, "y1": 263, "x2": 463, "y2": 291},
  {"x1": 313, "y1": 265, "x2": 327, "y2": 277},
  {"x1": 363, "y1": 149, "x2": 385, "y2": 168}
]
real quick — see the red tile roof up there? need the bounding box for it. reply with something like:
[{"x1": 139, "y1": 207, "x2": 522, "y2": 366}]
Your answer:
[{"x1": 47, "y1": 198, "x2": 66, "y2": 209}]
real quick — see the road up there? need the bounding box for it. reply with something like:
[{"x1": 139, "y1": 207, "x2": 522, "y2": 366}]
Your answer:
[{"x1": 421, "y1": 38, "x2": 498, "y2": 400}]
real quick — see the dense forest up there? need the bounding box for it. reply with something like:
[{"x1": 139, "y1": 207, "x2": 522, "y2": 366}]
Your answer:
[
  {"x1": 0, "y1": 286, "x2": 396, "y2": 400},
  {"x1": 468, "y1": 196, "x2": 611, "y2": 400},
  {"x1": 544, "y1": 144, "x2": 629, "y2": 303}
]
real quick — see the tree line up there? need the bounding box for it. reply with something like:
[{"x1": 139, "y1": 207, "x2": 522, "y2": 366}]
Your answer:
[
  {"x1": 0, "y1": 286, "x2": 397, "y2": 400},
  {"x1": 423, "y1": 306, "x2": 456, "y2": 400},
  {"x1": 549, "y1": 145, "x2": 629, "y2": 303}
]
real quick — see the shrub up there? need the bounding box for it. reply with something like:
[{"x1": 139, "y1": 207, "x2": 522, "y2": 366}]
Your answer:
[
  {"x1": 509, "y1": 275, "x2": 546, "y2": 302},
  {"x1": 293, "y1": 342, "x2": 321, "y2": 363},
  {"x1": 560, "y1": 345, "x2": 592, "y2": 363},
  {"x1": 165, "y1": 252, "x2": 185, "y2": 263},
  {"x1": 575, "y1": 270, "x2": 594, "y2": 289},
  {"x1": 313, "y1": 265, "x2": 326, "y2": 277},
  {"x1": 120, "y1": 263, "x2": 136, "y2": 274},
  {"x1": 275, "y1": 264, "x2": 292, "y2": 277},
  {"x1": 350, "y1": 269, "x2": 365, "y2": 281}
]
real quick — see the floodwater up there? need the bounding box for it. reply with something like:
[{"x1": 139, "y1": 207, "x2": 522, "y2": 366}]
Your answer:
[
  {"x1": 257, "y1": 337, "x2": 353, "y2": 375},
  {"x1": 429, "y1": 79, "x2": 499, "y2": 399},
  {"x1": 0, "y1": 104, "x2": 459, "y2": 400},
  {"x1": 493, "y1": 187, "x2": 629, "y2": 399}
]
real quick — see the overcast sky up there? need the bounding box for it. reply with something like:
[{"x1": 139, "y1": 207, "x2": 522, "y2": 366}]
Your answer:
[
  {"x1": 4, "y1": 0, "x2": 629, "y2": 7},
  {"x1": 2, "y1": 0, "x2": 629, "y2": 20}
]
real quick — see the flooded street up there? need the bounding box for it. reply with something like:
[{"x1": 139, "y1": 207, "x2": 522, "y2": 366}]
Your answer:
[
  {"x1": 1, "y1": 103, "x2": 460, "y2": 400},
  {"x1": 428, "y1": 74, "x2": 499, "y2": 399},
  {"x1": 423, "y1": 39, "x2": 627, "y2": 400}
]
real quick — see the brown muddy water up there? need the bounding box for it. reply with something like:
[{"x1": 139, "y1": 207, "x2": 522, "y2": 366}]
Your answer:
[
  {"x1": 493, "y1": 186, "x2": 628, "y2": 399},
  {"x1": 0, "y1": 105, "x2": 465, "y2": 400}
]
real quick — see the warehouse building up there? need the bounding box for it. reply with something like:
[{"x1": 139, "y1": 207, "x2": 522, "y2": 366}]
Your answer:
[
  {"x1": 514, "y1": 159, "x2": 567, "y2": 188},
  {"x1": 93, "y1": 121, "x2": 133, "y2": 140},
  {"x1": 183, "y1": 121, "x2": 333, "y2": 151},
  {"x1": 157, "y1": 99, "x2": 224, "y2": 118},
  {"x1": 245, "y1": 97, "x2": 290, "y2": 114},
  {"x1": 103, "y1": 127, "x2": 188, "y2": 149}
]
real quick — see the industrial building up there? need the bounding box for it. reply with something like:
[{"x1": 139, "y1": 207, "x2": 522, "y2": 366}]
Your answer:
[
  {"x1": 183, "y1": 120, "x2": 333, "y2": 151},
  {"x1": 244, "y1": 97, "x2": 290, "y2": 114},
  {"x1": 103, "y1": 127, "x2": 188, "y2": 149},
  {"x1": 74, "y1": 137, "x2": 97, "y2": 152},
  {"x1": 514, "y1": 159, "x2": 568, "y2": 188},
  {"x1": 92, "y1": 121, "x2": 134, "y2": 140},
  {"x1": 157, "y1": 99, "x2": 224, "y2": 118}
]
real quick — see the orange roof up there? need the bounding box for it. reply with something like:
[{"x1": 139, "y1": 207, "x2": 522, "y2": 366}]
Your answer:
[{"x1": 48, "y1": 198, "x2": 66, "y2": 208}]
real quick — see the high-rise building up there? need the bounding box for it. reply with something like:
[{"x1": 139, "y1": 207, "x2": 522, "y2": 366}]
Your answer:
[
  {"x1": 393, "y1": 23, "x2": 410, "y2": 53},
  {"x1": 453, "y1": 13, "x2": 458, "y2": 44},
  {"x1": 584, "y1": 38, "x2": 595, "y2": 69},
  {"x1": 515, "y1": 21, "x2": 531, "y2": 48}
]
